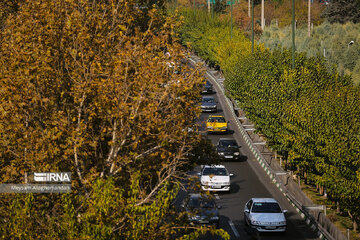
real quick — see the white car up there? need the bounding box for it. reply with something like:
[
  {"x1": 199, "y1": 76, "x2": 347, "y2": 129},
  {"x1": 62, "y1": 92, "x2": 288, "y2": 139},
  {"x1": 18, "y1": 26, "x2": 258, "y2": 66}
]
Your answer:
[
  {"x1": 244, "y1": 198, "x2": 287, "y2": 232},
  {"x1": 200, "y1": 165, "x2": 232, "y2": 192}
]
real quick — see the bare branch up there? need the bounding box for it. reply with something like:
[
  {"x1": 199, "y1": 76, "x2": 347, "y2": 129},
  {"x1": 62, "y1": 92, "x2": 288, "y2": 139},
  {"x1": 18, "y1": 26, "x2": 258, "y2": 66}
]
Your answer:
[{"x1": 73, "y1": 92, "x2": 86, "y2": 187}]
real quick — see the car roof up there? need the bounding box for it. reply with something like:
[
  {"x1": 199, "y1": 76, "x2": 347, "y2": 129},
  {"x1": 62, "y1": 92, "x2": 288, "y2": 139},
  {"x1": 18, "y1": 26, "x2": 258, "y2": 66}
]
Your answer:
[
  {"x1": 188, "y1": 193, "x2": 202, "y2": 198},
  {"x1": 209, "y1": 115, "x2": 224, "y2": 118},
  {"x1": 219, "y1": 138, "x2": 236, "y2": 141},
  {"x1": 202, "y1": 96, "x2": 215, "y2": 99},
  {"x1": 187, "y1": 193, "x2": 212, "y2": 199},
  {"x1": 251, "y1": 198, "x2": 278, "y2": 203}
]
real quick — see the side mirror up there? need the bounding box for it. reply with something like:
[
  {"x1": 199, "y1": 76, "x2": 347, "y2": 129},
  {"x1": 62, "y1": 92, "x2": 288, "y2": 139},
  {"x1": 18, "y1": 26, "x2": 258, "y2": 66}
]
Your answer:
[
  {"x1": 197, "y1": 172, "x2": 201, "y2": 176},
  {"x1": 217, "y1": 205, "x2": 222, "y2": 209},
  {"x1": 244, "y1": 209, "x2": 250, "y2": 213},
  {"x1": 229, "y1": 173, "x2": 234, "y2": 177},
  {"x1": 283, "y1": 210, "x2": 288, "y2": 213},
  {"x1": 180, "y1": 203, "x2": 185, "y2": 208}
]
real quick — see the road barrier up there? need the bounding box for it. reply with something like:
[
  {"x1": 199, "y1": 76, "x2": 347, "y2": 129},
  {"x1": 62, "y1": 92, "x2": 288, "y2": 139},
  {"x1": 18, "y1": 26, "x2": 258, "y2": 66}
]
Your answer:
[{"x1": 190, "y1": 55, "x2": 347, "y2": 240}]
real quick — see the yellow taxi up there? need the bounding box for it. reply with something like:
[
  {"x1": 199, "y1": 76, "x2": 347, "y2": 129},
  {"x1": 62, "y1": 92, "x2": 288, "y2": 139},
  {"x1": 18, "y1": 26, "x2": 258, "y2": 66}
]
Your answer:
[{"x1": 206, "y1": 115, "x2": 228, "y2": 133}]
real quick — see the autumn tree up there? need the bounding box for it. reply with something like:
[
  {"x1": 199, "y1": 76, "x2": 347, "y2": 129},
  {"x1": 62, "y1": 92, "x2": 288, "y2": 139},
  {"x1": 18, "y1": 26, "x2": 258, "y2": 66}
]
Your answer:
[{"x1": 0, "y1": 0, "x2": 228, "y2": 239}]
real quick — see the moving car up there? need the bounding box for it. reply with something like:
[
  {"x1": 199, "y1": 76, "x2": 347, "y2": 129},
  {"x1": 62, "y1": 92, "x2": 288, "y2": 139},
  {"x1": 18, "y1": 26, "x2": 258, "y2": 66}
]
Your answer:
[
  {"x1": 181, "y1": 193, "x2": 220, "y2": 228},
  {"x1": 244, "y1": 198, "x2": 287, "y2": 232},
  {"x1": 216, "y1": 138, "x2": 241, "y2": 160},
  {"x1": 206, "y1": 115, "x2": 228, "y2": 133},
  {"x1": 202, "y1": 80, "x2": 214, "y2": 94},
  {"x1": 200, "y1": 165, "x2": 232, "y2": 192},
  {"x1": 201, "y1": 96, "x2": 217, "y2": 112}
]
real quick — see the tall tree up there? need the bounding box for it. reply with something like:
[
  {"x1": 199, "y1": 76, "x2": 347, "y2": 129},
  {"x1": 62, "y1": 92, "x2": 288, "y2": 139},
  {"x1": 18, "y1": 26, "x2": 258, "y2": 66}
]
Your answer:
[{"x1": 0, "y1": 0, "x2": 228, "y2": 239}]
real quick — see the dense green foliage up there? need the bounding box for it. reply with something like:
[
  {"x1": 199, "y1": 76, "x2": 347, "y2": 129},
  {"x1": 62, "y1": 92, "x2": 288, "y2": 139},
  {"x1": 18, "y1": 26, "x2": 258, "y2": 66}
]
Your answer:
[
  {"x1": 322, "y1": 0, "x2": 360, "y2": 24},
  {"x1": 179, "y1": 8, "x2": 360, "y2": 231},
  {"x1": 260, "y1": 21, "x2": 360, "y2": 85}
]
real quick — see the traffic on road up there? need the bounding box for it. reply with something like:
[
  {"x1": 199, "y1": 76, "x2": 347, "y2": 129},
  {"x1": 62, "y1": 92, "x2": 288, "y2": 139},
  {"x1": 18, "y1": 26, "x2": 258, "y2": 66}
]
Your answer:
[{"x1": 179, "y1": 61, "x2": 320, "y2": 239}]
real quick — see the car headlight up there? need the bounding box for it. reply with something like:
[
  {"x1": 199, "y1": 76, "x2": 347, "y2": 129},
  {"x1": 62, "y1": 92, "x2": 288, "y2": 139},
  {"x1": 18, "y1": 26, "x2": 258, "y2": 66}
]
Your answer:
[
  {"x1": 278, "y1": 221, "x2": 286, "y2": 225},
  {"x1": 223, "y1": 181, "x2": 230, "y2": 185},
  {"x1": 207, "y1": 126, "x2": 213, "y2": 129},
  {"x1": 220, "y1": 127, "x2": 227, "y2": 130},
  {"x1": 234, "y1": 152, "x2": 240, "y2": 155},
  {"x1": 210, "y1": 216, "x2": 219, "y2": 220},
  {"x1": 251, "y1": 220, "x2": 262, "y2": 225},
  {"x1": 218, "y1": 152, "x2": 224, "y2": 155}
]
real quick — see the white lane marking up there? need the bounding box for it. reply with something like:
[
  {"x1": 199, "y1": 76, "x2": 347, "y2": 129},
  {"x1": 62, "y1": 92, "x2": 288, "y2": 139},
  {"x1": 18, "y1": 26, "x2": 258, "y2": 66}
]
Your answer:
[
  {"x1": 214, "y1": 194, "x2": 220, "y2": 200},
  {"x1": 228, "y1": 220, "x2": 240, "y2": 238}
]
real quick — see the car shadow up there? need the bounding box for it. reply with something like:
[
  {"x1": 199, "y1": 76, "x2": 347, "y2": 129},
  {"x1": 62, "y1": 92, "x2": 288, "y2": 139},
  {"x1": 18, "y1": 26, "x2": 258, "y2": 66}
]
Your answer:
[
  {"x1": 239, "y1": 155, "x2": 248, "y2": 162},
  {"x1": 227, "y1": 129, "x2": 235, "y2": 134}
]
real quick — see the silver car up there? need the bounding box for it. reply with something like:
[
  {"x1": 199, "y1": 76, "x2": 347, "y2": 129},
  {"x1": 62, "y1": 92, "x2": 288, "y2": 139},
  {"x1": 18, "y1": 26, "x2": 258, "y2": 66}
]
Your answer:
[
  {"x1": 244, "y1": 198, "x2": 287, "y2": 232},
  {"x1": 201, "y1": 96, "x2": 217, "y2": 112}
]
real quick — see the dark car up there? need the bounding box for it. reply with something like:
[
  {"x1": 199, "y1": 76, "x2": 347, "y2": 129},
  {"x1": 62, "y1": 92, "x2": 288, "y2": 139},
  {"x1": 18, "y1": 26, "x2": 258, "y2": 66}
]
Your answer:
[
  {"x1": 181, "y1": 193, "x2": 220, "y2": 228},
  {"x1": 202, "y1": 80, "x2": 214, "y2": 94},
  {"x1": 201, "y1": 96, "x2": 217, "y2": 112},
  {"x1": 216, "y1": 138, "x2": 241, "y2": 160}
]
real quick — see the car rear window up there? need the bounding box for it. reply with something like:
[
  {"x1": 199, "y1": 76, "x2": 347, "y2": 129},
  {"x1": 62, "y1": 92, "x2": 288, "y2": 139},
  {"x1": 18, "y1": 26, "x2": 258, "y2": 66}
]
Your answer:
[
  {"x1": 203, "y1": 97, "x2": 215, "y2": 103},
  {"x1": 251, "y1": 202, "x2": 282, "y2": 213},
  {"x1": 208, "y1": 117, "x2": 225, "y2": 123},
  {"x1": 219, "y1": 140, "x2": 237, "y2": 147},
  {"x1": 202, "y1": 168, "x2": 228, "y2": 176},
  {"x1": 188, "y1": 198, "x2": 215, "y2": 208}
]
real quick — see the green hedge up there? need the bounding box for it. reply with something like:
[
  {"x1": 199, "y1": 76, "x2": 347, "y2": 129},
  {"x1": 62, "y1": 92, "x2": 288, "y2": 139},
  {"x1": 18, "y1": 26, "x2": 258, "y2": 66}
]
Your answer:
[{"x1": 179, "y1": 8, "x2": 360, "y2": 228}]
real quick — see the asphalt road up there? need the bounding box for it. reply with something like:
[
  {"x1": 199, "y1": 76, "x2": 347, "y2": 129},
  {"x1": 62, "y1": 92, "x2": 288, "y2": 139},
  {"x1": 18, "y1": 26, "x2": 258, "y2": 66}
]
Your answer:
[{"x1": 189, "y1": 62, "x2": 319, "y2": 240}]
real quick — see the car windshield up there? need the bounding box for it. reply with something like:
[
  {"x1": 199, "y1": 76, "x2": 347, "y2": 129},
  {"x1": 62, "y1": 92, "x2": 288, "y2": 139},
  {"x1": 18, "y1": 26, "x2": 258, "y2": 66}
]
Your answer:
[
  {"x1": 251, "y1": 202, "x2": 282, "y2": 213},
  {"x1": 219, "y1": 140, "x2": 238, "y2": 147},
  {"x1": 208, "y1": 117, "x2": 225, "y2": 123},
  {"x1": 188, "y1": 197, "x2": 215, "y2": 209},
  {"x1": 202, "y1": 167, "x2": 228, "y2": 176},
  {"x1": 203, "y1": 97, "x2": 215, "y2": 103}
]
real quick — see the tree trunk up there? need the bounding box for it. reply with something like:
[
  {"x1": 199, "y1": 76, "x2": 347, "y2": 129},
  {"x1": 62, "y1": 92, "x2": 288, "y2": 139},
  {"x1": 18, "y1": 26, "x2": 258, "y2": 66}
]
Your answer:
[
  {"x1": 308, "y1": 0, "x2": 311, "y2": 37},
  {"x1": 261, "y1": 0, "x2": 264, "y2": 30},
  {"x1": 354, "y1": 218, "x2": 358, "y2": 232}
]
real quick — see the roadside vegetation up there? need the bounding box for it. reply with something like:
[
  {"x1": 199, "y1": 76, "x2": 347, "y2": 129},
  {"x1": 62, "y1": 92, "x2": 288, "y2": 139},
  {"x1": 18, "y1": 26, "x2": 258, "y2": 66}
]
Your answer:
[
  {"x1": 178, "y1": 6, "x2": 360, "y2": 237},
  {"x1": 260, "y1": 21, "x2": 360, "y2": 85},
  {"x1": 172, "y1": 0, "x2": 360, "y2": 84},
  {"x1": 0, "y1": 0, "x2": 229, "y2": 239}
]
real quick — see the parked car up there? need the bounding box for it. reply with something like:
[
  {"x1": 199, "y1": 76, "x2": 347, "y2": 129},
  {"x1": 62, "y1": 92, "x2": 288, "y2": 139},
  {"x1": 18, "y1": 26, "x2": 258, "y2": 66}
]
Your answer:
[
  {"x1": 244, "y1": 198, "x2": 287, "y2": 232},
  {"x1": 206, "y1": 115, "x2": 228, "y2": 133},
  {"x1": 202, "y1": 80, "x2": 214, "y2": 94},
  {"x1": 216, "y1": 138, "x2": 241, "y2": 160},
  {"x1": 201, "y1": 96, "x2": 217, "y2": 112},
  {"x1": 200, "y1": 165, "x2": 233, "y2": 192},
  {"x1": 181, "y1": 193, "x2": 220, "y2": 228}
]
